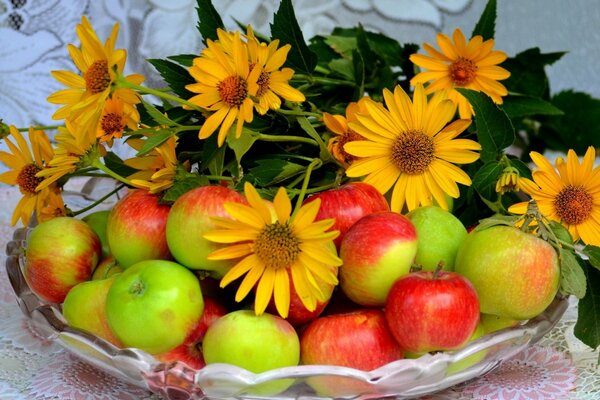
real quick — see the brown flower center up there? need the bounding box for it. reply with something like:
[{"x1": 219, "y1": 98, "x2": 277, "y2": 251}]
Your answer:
[
  {"x1": 391, "y1": 131, "x2": 435, "y2": 175},
  {"x1": 449, "y1": 57, "x2": 477, "y2": 86},
  {"x1": 256, "y1": 71, "x2": 271, "y2": 97},
  {"x1": 101, "y1": 112, "x2": 125, "y2": 137},
  {"x1": 84, "y1": 60, "x2": 111, "y2": 94},
  {"x1": 554, "y1": 185, "x2": 593, "y2": 225},
  {"x1": 254, "y1": 222, "x2": 300, "y2": 270},
  {"x1": 17, "y1": 164, "x2": 43, "y2": 194},
  {"x1": 218, "y1": 75, "x2": 248, "y2": 107},
  {"x1": 338, "y1": 129, "x2": 364, "y2": 165}
]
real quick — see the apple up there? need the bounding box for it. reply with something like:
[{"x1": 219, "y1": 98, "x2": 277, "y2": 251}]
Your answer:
[
  {"x1": 385, "y1": 269, "x2": 480, "y2": 353},
  {"x1": 339, "y1": 211, "x2": 417, "y2": 306},
  {"x1": 454, "y1": 225, "x2": 560, "y2": 320},
  {"x1": 303, "y1": 182, "x2": 389, "y2": 249},
  {"x1": 155, "y1": 297, "x2": 228, "y2": 369},
  {"x1": 91, "y1": 256, "x2": 123, "y2": 280},
  {"x1": 106, "y1": 189, "x2": 172, "y2": 268},
  {"x1": 202, "y1": 310, "x2": 300, "y2": 395},
  {"x1": 480, "y1": 313, "x2": 520, "y2": 334},
  {"x1": 166, "y1": 185, "x2": 247, "y2": 278},
  {"x1": 82, "y1": 209, "x2": 111, "y2": 258},
  {"x1": 406, "y1": 205, "x2": 467, "y2": 271},
  {"x1": 105, "y1": 259, "x2": 204, "y2": 354},
  {"x1": 24, "y1": 216, "x2": 101, "y2": 303},
  {"x1": 446, "y1": 322, "x2": 486, "y2": 375},
  {"x1": 62, "y1": 275, "x2": 122, "y2": 347},
  {"x1": 300, "y1": 309, "x2": 403, "y2": 397}
]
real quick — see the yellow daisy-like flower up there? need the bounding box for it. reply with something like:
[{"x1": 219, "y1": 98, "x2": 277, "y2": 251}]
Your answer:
[
  {"x1": 246, "y1": 27, "x2": 305, "y2": 114},
  {"x1": 0, "y1": 126, "x2": 64, "y2": 225},
  {"x1": 410, "y1": 28, "x2": 510, "y2": 119},
  {"x1": 125, "y1": 136, "x2": 178, "y2": 194},
  {"x1": 495, "y1": 166, "x2": 521, "y2": 194},
  {"x1": 508, "y1": 147, "x2": 600, "y2": 246},
  {"x1": 344, "y1": 84, "x2": 481, "y2": 212},
  {"x1": 47, "y1": 16, "x2": 144, "y2": 133},
  {"x1": 36, "y1": 120, "x2": 100, "y2": 190},
  {"x1": 186, "y1": 31, "x2": 260, "y2": 147},
  {"x1": 204, "y1": 182, "x2": 341, "y2": 318},
  {"x1": 96, "y1": 97, "x2": 139, "y2": 146},
  {"x1": 324, "y1": 100, "x2": 367, "y2": 167}
]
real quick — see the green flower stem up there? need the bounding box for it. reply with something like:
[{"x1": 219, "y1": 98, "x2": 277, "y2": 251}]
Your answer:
[
  {"x1": 71, "y1": 183, "x2": 126, "y2": 217},
  {"x1": 91, "y1": 159, "x2": 134, "y2": 187},
  {"x1": 276, "y1": 108, "x2": 322, "y2": 118},
  {"x1": 114, "y1": 75, "x2": 204, "y2": 112},
  {"x1": 204, "y1": 175, "x2": 233, "y2": 181},
  {"x1": 293, "y1": 74, "x2": 356, "y2": 87},
  {"x1": 256, "y1": 133, "x2": 318, "y2": 147},
  {"x1": 16, "y1": 125, "x2": 62, "y2": 132},
  {"x1": 292, "y1": 158, "x2": 323, "y2": 218}
]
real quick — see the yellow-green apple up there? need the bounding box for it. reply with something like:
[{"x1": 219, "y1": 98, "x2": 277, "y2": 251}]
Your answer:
[
  {"x1": 155, "y1": 297, "x2": 228, "y2": 369},
  {"x1": 91, "y1": 256, "x2": 123, "y2": 280},
  {"x1": 406, "y1": 205, "x2": 467, "y2": 271},
  {"x1": 385, "y1": 269, "x2": 480, "y2": 353},
  {"x1": 62, "y1": 275, "x2": 122, "y2": 347},
  {"x1": 24, "y1": 216, "x2": 101, "y2": 303},
  {"x1": 446, "y1": 322, "x2": 486, "y2": 374},
  {"x1": 105, "y1": 259, "x2": 204, "y2": 354},
  {"x1": 82, "y1": 210, "x2": 111, "y2": 258},
  {"x1": 202, "y1": 310, "x2": 300, "y2": 395},
  {"x1": 455, "y1": 226, "x2": 560, "y2": 320},
  {"x1": 300, "y1": 309, "x2": 403, "y2": 396},
  {"x1": 303, "y1": 182, "x2": 389, "y2": 249},
  {"x1": 480, "y1": 313, "x2": 520, "y2": 334},
  {"x1": 106, "y1": 189, "x2": 172, "y2": 269},
  {"x1": 339, "y1": 211, "x2": 417, "y2": 306},
  {"x1": 166, "y1": 185, "x2": 247, "y2": 278}
]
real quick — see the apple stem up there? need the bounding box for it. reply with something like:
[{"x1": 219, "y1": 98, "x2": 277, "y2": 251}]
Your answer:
[
  {"x1": 410, "y1": 263, "x2": 423, "y2": 273},
  {"x1": 433, "y1": 262, "x2": 445, "y2": 279}
]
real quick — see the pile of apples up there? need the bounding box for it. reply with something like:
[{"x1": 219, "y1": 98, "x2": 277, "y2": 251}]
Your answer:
[{"x1": 21, "y1": 182, "x2": 560, "y2": 396}]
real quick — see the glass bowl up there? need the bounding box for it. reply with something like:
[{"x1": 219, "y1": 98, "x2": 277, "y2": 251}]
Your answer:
[{"x1": 4, "y1": 179, "x2": 569, "y2": 400}]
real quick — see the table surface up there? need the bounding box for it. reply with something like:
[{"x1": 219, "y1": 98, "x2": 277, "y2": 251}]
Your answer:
[{"x1": 1, "y1": 183, "x2": 599, "y2": 400}]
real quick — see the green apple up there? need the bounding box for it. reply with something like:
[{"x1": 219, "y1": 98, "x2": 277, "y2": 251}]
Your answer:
[
  {"x1": 105, "y1": 260, "x2": 204, "y2": 354},
  {"x1": 202, "y1": 310, "x2": 300, "y2": 395},
  {"x1": 480, "y1": 313, "x2": 519, "y2": 334},
  {"x1": 83, "y1": 210, "x2": 111, "y2": 259},
  {"x1": 406, "y1": 205, "x2": 467, "y2": 271},
  {"x1": 62, "y1": 275, "x2": 122, "y2": 347},
  {"x1": 91, "y1": 256, "x2": 123, "y2": 280},
  {"x1": 447, "y1": 323, "x2": 486, "y2": 374}
]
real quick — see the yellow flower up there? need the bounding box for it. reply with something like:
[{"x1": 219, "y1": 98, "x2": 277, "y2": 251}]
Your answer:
[
  {"x1": 47, "y1": 16, "x2": 144, "y2": 133},
  {"x1": 495, "y1": 166, "x2": 521, "y2": 194},
  {"x1": 96, "y1": 97, "x2": 139, "y2": 146},
  {"x1": 246, "y1": 27, "x2": 305, "y2": 114},
  {"x1": 345, "y1": 84, "x2": 481, "y2": 212},
  {"x1": 410, "y1": 28, "x2": 510, "y2": 119},
  {"x1": 125, "y1": 136, "x2": 178, "y2": 194},
  {"x1": 0, "y1": 126, "x2": 64, "y2": 225},
  {"x1": 324, "y1": 100, "x2": 367, "y2": 167},
  {"x1": 508, "y1": 147, "x2": 600, "y2": 246},
  {"x1": 186, "y1": 31, "x2": 260, "y2": 147},
  {"x1": 204, "y1": 182, "x2": 341, "y2": 318},
  {"x1": 36, "y1": 120, "x2": 99, "y2": 190}
]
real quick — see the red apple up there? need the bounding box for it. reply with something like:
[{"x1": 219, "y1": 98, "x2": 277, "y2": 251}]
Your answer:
[
  {"x1": 155, "y1": 297, "x2": 228, "y2": 369},
  {"x1": 339, "y1": 211, "x2": 417, "y2": 306},
  {"x1": 91, "y1": 256, "x2": 123, "y2": 280},
  {"x1": 385, "y1": 270, "x2": 480, "y2": 353},
  {"x1": 166, "y1": 185, "x2": 247, "y2": 278},
  {"x1": 24, "y1": 216, "x2": 101, "y2": 303},
  {"x1": 106, "y1": 189, "x2": 172, "y2": 268},
  {"x1": 303, "y1": 182, "x2": 389, "y2": 249},
  {"x1": 300, "y1": 309, "x2": 403, "y2": 396}
]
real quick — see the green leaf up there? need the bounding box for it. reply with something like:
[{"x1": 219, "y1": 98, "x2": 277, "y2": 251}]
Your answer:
[
  {"x1": 457, "y1": 89, "x2": 515, "y2": 162},
  {"x1": 472, "y1": 0, "x2": 496, "y2": 40},
  {"x1": 196, "y1": 0, "x2": 224, "y2": 43},
  {"x1": 352, "y1": 48, "x2": 365, "y2": 99},
  {"x1": 583, "y1": 245, "x2": 600, "y2": 271},
  {"x1": 324, "y1": 35, "x2": 356, "y2": 56},
  {"x1": 248, "y1": 159, "x2": 305, "y2": 186},
  {"x1": 503, "y1": 48, "x2": 565, "y2": 98},
  {"x1": 141, "y1": 100, "x2": 178, "y2": 127},
  {"x1": 502, "y1": 95, "x2": 564, "y2": 119},
  {"x1": 161, "y1": 169, "x2": 210, "y2": 203},
  {"x1": 147, "y1": 59, "x2": 195, "y2": 99},
  {"x1": 136, "y1": 130, "x2": 175, "y2": 157},
  {"x1": 328, "y1": 58, "x2": 354, "y2": 81},
  {"x1": 548, "y1": 220, "x2": 573, "y2": 245},
  {"x1": 474, "y1": 215, "x2": 520, "y2": 231},
  {"x1": 270, "y1": 0, "x2": 317, "y2": 74},
  {"x1": 297, "y1": 116, "x2": 332, "y2": 162},
  {"x1": 472, "y1": 161, "x2": 502, "y2": 200},
  {"x1": 167, "y1": 54, "x2": 197, "y2": 67},
  {"x1": 509, "y1": 158, "x2": 532, "y2": 180},
  {"x1": 226, "y1": 128, "x2": 261, "y2": 164},
  {"x1": 574, "y1": 263, "x2": 600, "y2": 350},
  {"x1": 103, "y1": 152, "x2": 138, "y2": 178},
  {"x1": 559, "y1": 249, "x2": 587, "y2": 299}
]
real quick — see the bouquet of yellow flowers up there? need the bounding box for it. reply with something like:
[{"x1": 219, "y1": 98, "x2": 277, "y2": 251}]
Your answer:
[{"x1": 2, "y1": 0, "x2": 600, "y2": 396}]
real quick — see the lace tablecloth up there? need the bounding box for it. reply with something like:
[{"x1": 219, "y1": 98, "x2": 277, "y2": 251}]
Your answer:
[{"x1": 1, "y1": 183, "x2": 599, "y2": 400}]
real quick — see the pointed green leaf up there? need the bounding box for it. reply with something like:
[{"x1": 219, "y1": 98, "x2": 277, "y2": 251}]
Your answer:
[
  {"x1": 503, "y1": 48, "x2": 565, "y2": 98},
  {"x1": 502, "y1": 95, "x2": 564, "y2": 119},
  {"x1": 196, "y1": 0, "x2": 224, "y2": 43},
  {"x1": 472, "y1": 161, "x2": 502, "y2": 200},
  {"x1": 248, "y1": 159, "x2": 305, "y2": 186},
  {"x1": 559, "y1": 249, "x2": 586, "y2": 299},
  {"x1": 141, "y1": 100, "x2": 179, "y2": 128},
  {"x1": 270, "y1": 0, "x2": 317, "y2": 74},
  {"x1": 457, "y1": 89, "x2": 515, "y2": 162},
  {"x1": 583, "y1": 245, "x2": 600, "y2": 271},
  {"x1": 147, "y1": 59, "x2": 195, "y2": 99},
  {"x1": 167, "y1": 54, "x2": 198, "y2": 67},
  {"x1": 549, "y1": 220, "x2": 573, "y2": 245},
  {"x1": 227, "y1": 128, "x2": 261, "y2": 164},
  {"x1": 136, "y1": 130, "x2": 175, "y2": 157},
  {"x1": 509, "y1": 158, "x2": 532, "y2": 180},
  {"x1": 103, "y1": 152, "x2": 139, "y2": 178},
  {"x1": 574, "y1": 263, "x2": 600, "y2": 350},
  {"x1": 472, "y1": 0, "x2": 496, "y2": 40},
  {"x1": 161, "y1": 168, "x2": 210, "y2": 203}
]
